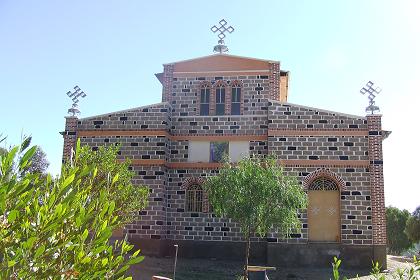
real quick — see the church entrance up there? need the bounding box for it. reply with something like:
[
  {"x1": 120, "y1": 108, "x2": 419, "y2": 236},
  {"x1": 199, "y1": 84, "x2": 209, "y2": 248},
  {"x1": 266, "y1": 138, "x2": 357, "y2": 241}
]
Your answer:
[{"x1": 307, "y1": 178, "x2": 340, "y2": 242}]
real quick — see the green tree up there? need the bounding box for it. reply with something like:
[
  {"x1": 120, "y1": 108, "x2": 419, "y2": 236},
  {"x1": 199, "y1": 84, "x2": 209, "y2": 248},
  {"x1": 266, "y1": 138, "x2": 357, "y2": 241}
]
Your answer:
[
  {"x1": 22, "y1": 146, "x2": 49, "y2": 174},
  {"x1": 204, "y1": 156, "x2": 307, "y2": 278},
  {"x1": 68, "y1": 144, "x2": 149, "y2": 226},
  {"x1": 405, "y1": 206, "x2": 420, "y2": 243},
  {"x1": 0, "y1": 138, "x2": 147, "y2": 279},
  {"x1": 386, "y1": 206, "x2": 413, "y2": 255}
]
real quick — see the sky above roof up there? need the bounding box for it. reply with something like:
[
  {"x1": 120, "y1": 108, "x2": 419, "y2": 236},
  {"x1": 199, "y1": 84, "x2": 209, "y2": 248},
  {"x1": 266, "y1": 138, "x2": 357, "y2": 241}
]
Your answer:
[{"x1": 0, "y1": 0, "x2": 419, "y2": 211}]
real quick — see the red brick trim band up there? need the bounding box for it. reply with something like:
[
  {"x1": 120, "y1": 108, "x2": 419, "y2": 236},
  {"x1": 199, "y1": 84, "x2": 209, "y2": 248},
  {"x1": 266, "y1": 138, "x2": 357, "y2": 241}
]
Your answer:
[
  {"x1": 78, "y1": 130, "x2": 169, "y2": 137},
  {"x1": 279, "y1": 160, "x2": 369, "y2": 167},
  {"x1": 126, "y1": 160, "x2": 369, "y2": 168},
  {"x1": 269, "y1": 129, "x2": 369, "y2": 137},
  {"x1": 78, "y1": 130, "x2": 267, "y2": 141},
  {"x1": 302, "y1": 169, "x2": 346, "y2": 191}
]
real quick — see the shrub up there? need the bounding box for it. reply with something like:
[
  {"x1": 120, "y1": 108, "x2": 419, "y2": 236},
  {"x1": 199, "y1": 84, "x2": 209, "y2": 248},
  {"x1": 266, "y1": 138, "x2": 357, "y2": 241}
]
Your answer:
[
  {"x1": 330, "y1": 257, "x2": 420, "y2": 280},
  {"x1": 0, "y1": 138, "x2": 146, "y2": 279},
  {"x1": 64, "y1": 143, "x2": 149, "y2": 227},
  {"x1": 386, "y1": 206, "x2": 413, "y2": 254},
  {"x1": 405, "y1": 206, "x2": 420, "y2": 244}
]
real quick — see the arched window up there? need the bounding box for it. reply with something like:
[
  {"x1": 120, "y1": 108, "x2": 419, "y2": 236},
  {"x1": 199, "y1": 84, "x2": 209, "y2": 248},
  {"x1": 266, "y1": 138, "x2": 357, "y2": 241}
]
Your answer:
[
  {"x1": 231, "y1": 82, "x2": 241, "y2": 115},
  {"x1": 215, "y1": 84, "x2": 225, "y2": 115},
  {"x1": 186, "y1": 184, "x2": 203, "y2": 212},
  {"x1": 307, "y1": 177, "x2": 340, "y2": 242},
  {"x1": 200, "y1": 84, "x2": 210, "y2": 116}
]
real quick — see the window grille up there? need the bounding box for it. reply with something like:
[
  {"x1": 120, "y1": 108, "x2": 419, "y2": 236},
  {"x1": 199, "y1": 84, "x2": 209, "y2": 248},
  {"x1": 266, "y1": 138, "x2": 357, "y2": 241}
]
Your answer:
[
  {"x1": 215, "y1": 84, "x2": 225, "y2": 115},
  {"x1": 200, "y1": 85, "x2": 210, "y2": 116},
  {"x1": 186, "y1": 184, "x2": 203, "y2": 212},
  {"x1": 210, "y1": 141, "x2": 229, "y2": 162},
  {"x1": 231, "y1": 85, "x2": 241, "y2": 115},
  {"x1": 308, "y1": 178, "x2": 339, "y2": 191}
]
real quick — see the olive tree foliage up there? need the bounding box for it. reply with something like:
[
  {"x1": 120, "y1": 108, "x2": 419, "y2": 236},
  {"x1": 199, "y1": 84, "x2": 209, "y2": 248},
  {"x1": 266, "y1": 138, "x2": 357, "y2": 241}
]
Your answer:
[
  {"x1": 64, "y1": 144, "x2": 149, "y2": 226},
  {"x1": 0, "y1": 134, "x2": 7, "y2": 156},
  {"x1": 405, "y1": 206, "x2": 420, "y2": 243},
  {"x1": 386, "y1": 206, "x2": 413, "y2": 255},
  {"x1": 204, "y1": 156, "x2": 307, "y2": 276},
  {"x1": 0, "y1": 138, "x2": 147, "y2": 279},
  {"x1": 0, "y1": 135, "x2": 49, "y2": 174}
]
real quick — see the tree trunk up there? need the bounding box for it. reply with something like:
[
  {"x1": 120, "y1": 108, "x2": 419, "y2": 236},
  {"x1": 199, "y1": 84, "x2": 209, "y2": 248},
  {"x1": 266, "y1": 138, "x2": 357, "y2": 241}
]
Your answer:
[{"x1": 244, "y1": 236, "x2": 251, "y2": 280}]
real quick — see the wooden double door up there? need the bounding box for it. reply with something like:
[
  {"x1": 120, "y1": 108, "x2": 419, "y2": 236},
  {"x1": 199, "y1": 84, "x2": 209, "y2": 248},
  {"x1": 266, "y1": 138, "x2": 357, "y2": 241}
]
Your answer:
[{"x1": 307, "y1": 189, "x2": 340, "y2": 242}]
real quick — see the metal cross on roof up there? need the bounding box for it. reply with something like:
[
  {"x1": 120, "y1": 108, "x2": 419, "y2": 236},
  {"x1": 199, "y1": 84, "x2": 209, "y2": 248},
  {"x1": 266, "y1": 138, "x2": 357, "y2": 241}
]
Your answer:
[
  {"x1": 66, "y1": 85, "x2": 87, "y2": 116},
  {"x1": 360, "y1": 81, "x2": 381, "y2": 114},
  {"x1": 211, "y1": 19, "x2": 234, "y2": 53}
]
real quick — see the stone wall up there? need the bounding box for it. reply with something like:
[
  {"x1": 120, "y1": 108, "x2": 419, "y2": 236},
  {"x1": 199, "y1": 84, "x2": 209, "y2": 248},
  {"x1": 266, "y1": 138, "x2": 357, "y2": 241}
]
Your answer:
[
  {"x1": 77, "y1": 102, "x2": 172, "y2": 131},
  {"x1": 268, "y1": 102, "x2": 367, "y2": 130},
  {"x1": 168, "y1": 75, "x2": 271, "y2": 117},
  {"x1": 171, "y1": 115, "x2": 267, "y2": 135}
]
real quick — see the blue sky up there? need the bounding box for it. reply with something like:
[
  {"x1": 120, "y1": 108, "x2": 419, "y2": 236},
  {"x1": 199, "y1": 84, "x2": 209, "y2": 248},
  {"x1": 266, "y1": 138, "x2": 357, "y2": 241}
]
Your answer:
[{"x1": 0, "y1": 1, "x2": 419, "y2": 211}]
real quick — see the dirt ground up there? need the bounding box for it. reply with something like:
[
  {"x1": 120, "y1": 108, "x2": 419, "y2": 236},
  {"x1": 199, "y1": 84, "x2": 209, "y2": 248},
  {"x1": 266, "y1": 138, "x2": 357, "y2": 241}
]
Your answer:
[{"x1": 130, "y1": 255, "x2": 415, "y2": 280}]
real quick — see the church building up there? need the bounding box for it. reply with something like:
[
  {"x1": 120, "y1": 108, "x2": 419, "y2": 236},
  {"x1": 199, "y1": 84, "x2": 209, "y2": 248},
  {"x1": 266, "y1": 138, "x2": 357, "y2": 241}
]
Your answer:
[{"x1": 61, "y1": 21, "x2": 388, "y2": 268}]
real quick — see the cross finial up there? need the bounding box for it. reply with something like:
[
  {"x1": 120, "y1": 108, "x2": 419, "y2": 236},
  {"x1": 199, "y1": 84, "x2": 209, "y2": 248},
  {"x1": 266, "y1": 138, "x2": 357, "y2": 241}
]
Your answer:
[
  {"x1": 360, "y1": 81, "x2": 381, "y2": 114},
  {"x1": 211, "y1": 19, "x2": 234, "y2": 53},
  {"x1": 66, "y1": 85, "x2": 87, "y2": 116}
]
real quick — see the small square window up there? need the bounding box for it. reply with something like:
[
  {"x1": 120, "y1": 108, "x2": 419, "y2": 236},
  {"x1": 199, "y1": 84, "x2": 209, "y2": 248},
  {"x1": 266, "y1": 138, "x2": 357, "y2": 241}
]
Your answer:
[{"x1": 210, "y1": 142, "x2": 229, "y2": 162}]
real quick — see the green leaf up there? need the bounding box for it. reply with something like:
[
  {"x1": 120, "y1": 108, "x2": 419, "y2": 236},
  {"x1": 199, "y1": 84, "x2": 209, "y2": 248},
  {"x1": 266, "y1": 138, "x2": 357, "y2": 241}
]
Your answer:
[
  {"x1": 112, "y1": 173, "x2": 119, "y2": 185},
  {"x1": 115, "y1": 265, "x2": 130, "y2": 277},
  {"x1": 77, "y1": 250, "x2": 85, "y2": 260},
  {"x1": 101, "y1": 258, "x2": 108, "y2": 266},
  {"x1": 127, "y1": 255, "x2": 144, "y2": 265},
  {"x1": 93, "y1": 245, "x2": 107, "y2": 255},
  {"x1": 81, "y1": 256, "x2": 91, "y2": 264},
  {"x1": 108, "y1": 201, "x2": 115, "y2": 216},
  {"x1": 7, "y1": 260, "x2": 16, "y2": 267},
  {"x1": 81, "y1": 229, "x2": 89, "y2": 242},
  {"x1": 132, "y1": 249, "x2": 140, "y2": 258},
  {"x1": 100, "y1": 220, "x2": 108, "y2": 232},
  {"x1": 26, "y1": 236, "x2": 37, "y2": 249},
  {"x1": 20, "y1": 136, "x2": 32, "y2": 151},
  {"x1": 35, "y1": 244, "x2": 45, "y2": 258},
  {"x1": 62, "y1": 174, "x2": 75, "y2": 189},
  {"x1": 6, "y1": 146, "x2": 19, "y2": 167},
  {"x1": 54, "y1": 204, "x2": 63, "y2": 217},
  {"x1": 19, "y1": 146, "x2": 37, "y2": 170},
  {"x1": 8, "y1": 209, "x2": 19, "y2": 223}
]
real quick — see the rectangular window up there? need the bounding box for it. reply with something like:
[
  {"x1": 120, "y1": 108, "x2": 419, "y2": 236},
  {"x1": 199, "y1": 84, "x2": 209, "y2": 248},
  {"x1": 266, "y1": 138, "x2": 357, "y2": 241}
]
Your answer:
[
  {"x1": 231, "y1": 87, "x2": 241, "y2": 115},
  {"x1": 188, "y1": 141, "x2": 210, "y2": 162},
  {"x1": 210, "y1": 141, "x2": 229, "y2": 163},
  {"x1": 189, "y1": 141, "x2": 249, "y2": 163},
  {"x1": 215, "y1": 87, "x2": 225, "y2": 115},
  {"x1": 229, "y1": 141, "x2": 249, "y2": 162},
  {"x1": 200, "y1": 88, "x2": 210, "y2": 116}
]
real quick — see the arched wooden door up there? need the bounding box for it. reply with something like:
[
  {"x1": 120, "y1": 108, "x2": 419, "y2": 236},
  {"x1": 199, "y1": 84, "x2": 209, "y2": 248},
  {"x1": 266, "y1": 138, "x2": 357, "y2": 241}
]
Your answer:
[{"x1": 307, "y1": 178, "x2": 340, "y2": 242}]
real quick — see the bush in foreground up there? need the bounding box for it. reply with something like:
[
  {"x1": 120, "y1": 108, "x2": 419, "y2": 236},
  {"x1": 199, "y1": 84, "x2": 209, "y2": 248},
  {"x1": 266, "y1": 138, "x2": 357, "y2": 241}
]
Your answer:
[
  {"x1": 331, "y1": 256, "x2": 420, "y2": 280},
  {"x1": 0, "y1": 138, "x2": 146, "y2": 279}
]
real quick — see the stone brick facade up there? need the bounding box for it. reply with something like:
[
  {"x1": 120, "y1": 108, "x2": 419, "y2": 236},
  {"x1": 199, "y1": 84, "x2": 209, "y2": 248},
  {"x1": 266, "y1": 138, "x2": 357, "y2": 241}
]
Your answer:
[{"x1": 61, "y1": 53, "x2": 389, "y2": 268}]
